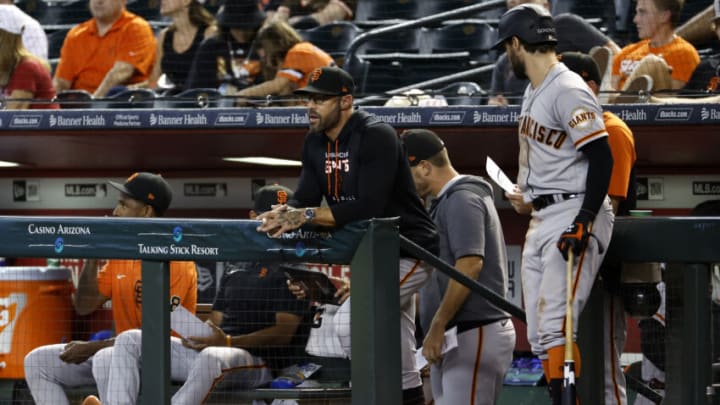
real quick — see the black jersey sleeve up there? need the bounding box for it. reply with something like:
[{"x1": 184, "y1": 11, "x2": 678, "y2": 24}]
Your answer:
[{"x1": 578, "y1": 136, "x2": 613, "y2": 222}]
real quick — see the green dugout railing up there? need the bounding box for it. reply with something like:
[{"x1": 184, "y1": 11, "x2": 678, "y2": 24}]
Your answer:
[
  {"x1": 1, "y1": 215, "x2": 718, "y2": 404},
  {"x1": 0, "y1": 216, "x2": 402, "y2": 404}
]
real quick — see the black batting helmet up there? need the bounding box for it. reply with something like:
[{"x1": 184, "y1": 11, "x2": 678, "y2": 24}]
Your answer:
[
  {"x1": 620, "y1": 283, "x2": 662, "y2": 319},
  {"x1": 493, "y1": 3, "x2": 557, "y2": 49}
]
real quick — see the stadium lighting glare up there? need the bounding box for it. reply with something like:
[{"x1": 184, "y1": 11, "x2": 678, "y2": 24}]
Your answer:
[
  {"x1": 223, "y1": 157, "x2": 302, "y2": 167},
  {"x1": 0, "y1": 160, "x2": 21, "y2": 168}
]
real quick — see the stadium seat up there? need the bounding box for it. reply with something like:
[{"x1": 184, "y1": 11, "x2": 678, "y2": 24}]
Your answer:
[
  {"x1": 26, "y1": 0, "x2": 91, "y2": 26},
  {"x1": 53, "y1": 90, "x2": 94, "y2": 109},
  {"x1": 354, "y1": 27, "x2": 424, "y2": 55},
  {"x1": 47, "y1": 28, "x2": 70, "y2": 60},
  {"x1": 105, "y1": 88, "x2": 157, "y2": 109},
  {"x1": 427, "y1": 21, "x2": 498, "y2": 64},
  {"x1": 421, "y1": 0, "x2": 505, "y2": 21},
  {"x1": 431, "y1": 81, "x2": 486, "y2": 105},
  {"x1": 678, "y1": 0, "x2": 712, "y2": 27},
  {"x1": 551, "y1": 0, "x2": 614, "y2": 32},
  {"x1": 164, "y1": 88, "x2": 224, "y2": 109},
  {"x1": 354, "y1": 0, "x2": 421, "y2": 26},
  {"x1": 299, "y1": 21, "x2": 362, "y2": 66},
  {"x1": 127, "y1": 0, "x2": 162, "y2": 22}
]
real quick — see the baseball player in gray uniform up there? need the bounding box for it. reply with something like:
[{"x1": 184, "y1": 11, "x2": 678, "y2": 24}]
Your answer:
[
  {"x1": 402, "y1": 129, "x2": 516, "y2": 405},
  {"x1": 498, "y1": 4, "x2": 615, "y2": 404}
]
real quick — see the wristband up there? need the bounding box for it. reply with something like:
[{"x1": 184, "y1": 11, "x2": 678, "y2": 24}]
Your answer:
[{"x1": 225, "y1": 334, "x2": 232, "y2": 347}]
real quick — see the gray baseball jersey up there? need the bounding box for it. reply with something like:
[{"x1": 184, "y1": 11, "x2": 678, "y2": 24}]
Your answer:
[
  {"x1": 518, "y1": 63, "x2": 608, "y2": 202},
  {"x1": 420, "y1": 175, "x2": 515, "y2": 405},
  {"x1": 517, "y1": 63, "x2": 614, "y2": 362}
]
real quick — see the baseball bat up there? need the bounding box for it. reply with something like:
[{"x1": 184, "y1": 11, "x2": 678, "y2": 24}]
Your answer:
[{"x1": 563, "y1": 250, "x2": 577, "y2": 405}]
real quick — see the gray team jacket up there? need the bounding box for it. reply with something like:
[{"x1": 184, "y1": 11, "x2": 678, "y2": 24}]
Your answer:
[{"x1": 419, "y1": 175, "x2": 511, "y2": 334}]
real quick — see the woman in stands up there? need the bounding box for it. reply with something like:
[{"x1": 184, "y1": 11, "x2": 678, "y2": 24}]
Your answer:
[
  {"x1": 146, "y1": 0, "x2": 217, "y2": 94},
  {"x1": 184, "y1": 0, "x2": 265, "y2": 91},
  {"x1": 232, "y1": 20, "x2": 333, "y2": 102},
  {"x1": 0, "y1": 16, "x2": 58, "y2": 109}
]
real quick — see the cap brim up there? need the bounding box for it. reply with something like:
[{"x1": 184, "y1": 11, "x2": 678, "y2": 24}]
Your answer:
[
  {"x1": 294, "y1": 86, "x2": 343, "y2": 96},
  {"x1": 108, "y1": 180, "x2": 134, "y2": 199},
  {"x1": 492, "y1": 36, "x2": 510, "y2": 50}
]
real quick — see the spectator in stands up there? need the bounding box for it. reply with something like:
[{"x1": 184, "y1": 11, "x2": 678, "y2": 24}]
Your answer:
[
  {"x1": 263, "y1": 0, "x2": 357, "y2": 29},
  {"x1": 561, "y1": 51, "x2": 638, "y2": 405},
  {"x1": 87, "y1": 184, "x2": 310, "y2": 405},
  {"x1": 231, "y1": 20, "x2": 334, "y2": 101},
  {"x1": 184, "y1": 0, "x2": 265, "y2": 91},
  {"x1": 0, "y1": 10, "x2": 58, "y2": 109},
  {"x1": 53, "y1": 0, "x2": 156, "y2": 98},
  {"x1": 258, "y1": 66, "x2": 439, "y2": 404},
  {"x1": 142, "y1": 0, "x2": 217, "y2": 94},
  {"x1": 23, "y1": 172, "x2": 197, "y2": 405},
  {"x1": 650, "y1": 0, "x2": 720, "y2": 99},
  {"x1": 488, "y1": 0, "x2": 621, "y2": 105},
  {"x1": 0, "y1": 3, "x2": 47, "y2": 61},
  {"x1": 611, "y1": 0, "x2": 700, "y2": 93}
]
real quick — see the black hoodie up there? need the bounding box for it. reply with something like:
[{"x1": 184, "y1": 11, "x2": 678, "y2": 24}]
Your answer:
[{"x1": 291, "y1": 110, "x2": 439, "y2": 256}]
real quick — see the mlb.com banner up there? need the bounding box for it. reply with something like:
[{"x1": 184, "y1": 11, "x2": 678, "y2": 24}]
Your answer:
[
  {"x1": 0, "y1": 104, "x2": 717, "y2": 130},
  {"x1": 0, "y1": 216, "x2": 377, "y2": 264}
]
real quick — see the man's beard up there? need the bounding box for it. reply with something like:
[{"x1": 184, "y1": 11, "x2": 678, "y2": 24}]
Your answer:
[
  {"x1": 310, "y1": 103, "x2": 341, "y2": 133},
  {"x1": 508, "y1": 50, "x2": 528, "y2": 80}
]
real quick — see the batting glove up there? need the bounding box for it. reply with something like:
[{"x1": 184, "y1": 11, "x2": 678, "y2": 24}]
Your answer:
[{"x1": 557, "y1": 219, "x2": 590, "y2": 261}]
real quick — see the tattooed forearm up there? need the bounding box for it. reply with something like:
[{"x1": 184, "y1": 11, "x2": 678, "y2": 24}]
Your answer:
[{"x1": 278, "y1": 209, "x2": 305, "y2": 229}]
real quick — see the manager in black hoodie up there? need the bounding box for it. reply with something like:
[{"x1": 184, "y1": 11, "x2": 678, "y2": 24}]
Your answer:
[{"x1": 256, "y1": 66, "x2": 438, "y2": 405}]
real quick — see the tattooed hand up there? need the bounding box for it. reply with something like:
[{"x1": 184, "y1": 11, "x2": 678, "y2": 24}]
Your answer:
[{"x1": 256, "y1": 205, "x2": 306, "y2": 238}]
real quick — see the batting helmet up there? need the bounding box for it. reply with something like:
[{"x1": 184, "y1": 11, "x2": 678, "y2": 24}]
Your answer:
[
  {"x1": 620, "y1": 282, "x2": 662, "y2": 319},
  {"x1": 493, "y1": 4, "x2": 557, "y2": 49}
]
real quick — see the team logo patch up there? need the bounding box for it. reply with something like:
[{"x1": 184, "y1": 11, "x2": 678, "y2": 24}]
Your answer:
[
  {"x1": 568, "y1": 108, "x2": 596, "y2": 129},
  {"x1": 310, "y1": 68, "x2": 323, "y2": 83},
  {"x1": 276, "y1": 190, "x2": 288, "y2": 205}
]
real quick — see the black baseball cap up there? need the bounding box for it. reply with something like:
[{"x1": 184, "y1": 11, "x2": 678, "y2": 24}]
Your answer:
[
  {"x1": 560, "y1": 52, "x2": 602, "y2": 85},
  {"x1": 295, "y1": 67, "x2": 355, "y2": 96},
  {"x1": 494, "y1": 3, "x2": 557, "y2": 49},
  {"x1": 108, "y1": 172, "x2": 173, "y2": 216},
  {"x1": 401, "y1": 129, "x2": 445, "y2": 166},
  {"x1": 217, "y1": 0, "x2": 266, "y2": 31},
  {"x1": 253, "y1": 184, "x2": 294, "y2": 213}
]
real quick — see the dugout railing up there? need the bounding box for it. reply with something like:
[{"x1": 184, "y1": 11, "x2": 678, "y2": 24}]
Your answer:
[
  {"x1": 0, "y1": 216, "x2": 404, "y2": 404},
  {"x1": 2, "y1": 215, "x2": 719, "y2": 404}
]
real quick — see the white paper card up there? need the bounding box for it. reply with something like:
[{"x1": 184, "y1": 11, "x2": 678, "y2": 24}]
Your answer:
[
  {"x1": 485, "y1": 157, "x2": 515, "y2": 194},
  {"x1": 416, "y1": 326, "x2": 460, "y2": 368},
  {"x1": 171, "y1": 305, "x2": 214, "y2": 339},
  {"x1": 442, "y1": 326, "x2": 458, "y2": 354}
]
